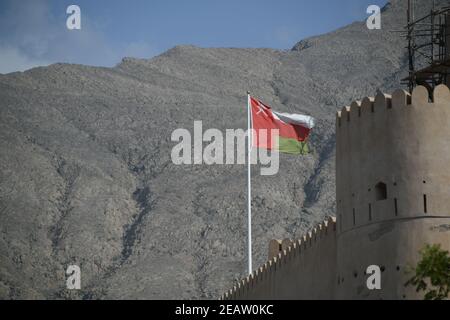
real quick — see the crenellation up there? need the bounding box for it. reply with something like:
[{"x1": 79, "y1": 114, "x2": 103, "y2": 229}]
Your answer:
[
  {"x1": 412, "y1": 85, "x2": 429, "y2": 104},
  {"x1": 269, "y1": 258, "x2": 274, "y2": 269},
  {"x1": 433, "y1": 84, "x2": 450, "y2": 104},
  {"x1": 277, "y1": 252, "x2": 282, "y2": 266},
  {"x1": 334, "y1": 85, "x2": 450, "y2": 130},
  {"x1": 321, "y1": 223, "x2": 327, "y2": 236},
  {"x1": 342, "y1": 106, "x2": 351, "y2": 123},
  {"x1": 272, "y1": 257, "x2": 278, "y2": 273},
  {"x1": 268, "y1": 259, "x2": 274, "y2": 276},
  {"x1": 268, "y1": 239, "x2": 282, "y2": 260},
  {"x1": 336, "y1": 110, "x2": 342, "y2": 128},
  {"x1": 291, "y1": 241, "x2": 297, "y2": 253},
  {"x1": 375, "y1": 92, "x2": 392, "y2": 109},
  {"x1": 251, "y1": 270, "x2": 256, "y2": 283},
  {"x1": 241, "y1": 279, "x2": 246, "y2": 296},
  {"x1": 392, "y1": 89, "x2": 410, "y2": 107},
  {"x1": 349, "y1": 101, "x2": 361, "y2": 121},
  {"x1": 361, "y1": 97, "x2": 374, "y2": 116},
  {"x1": 246, "y1": 275, "x2": 252, "y2": 289},
  {"x1": 281, "y1": 238, "x2": 292, "y2": 251}
]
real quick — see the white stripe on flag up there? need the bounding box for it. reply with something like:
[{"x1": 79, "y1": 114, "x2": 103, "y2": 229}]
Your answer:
[{"x1": 272, "y1": 111, "x2": 315, "y2": 129}]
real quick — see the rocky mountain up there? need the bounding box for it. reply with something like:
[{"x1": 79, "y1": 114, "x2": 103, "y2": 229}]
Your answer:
[{"x1": 0, "y1": 0, "x2": 444, "y2": 299}]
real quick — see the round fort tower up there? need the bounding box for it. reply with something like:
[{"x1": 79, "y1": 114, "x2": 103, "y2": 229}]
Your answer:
[{"x1": 336, "y1": 84, "x2": 450, "y2": 299}]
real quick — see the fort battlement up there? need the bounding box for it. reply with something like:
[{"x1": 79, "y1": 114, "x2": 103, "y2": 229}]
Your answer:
[
  {"x1": 336, "y1": 85, "x2": 450, "y2": 234},
  {"x1": 223, "y1": 85, "x2": 450, "y2": 300},
  {"x1": 221, "y1": 217, "x2": 337, "y2": 300},
  {"x1": 335, "y1": 84, "x2": 450, "y2": 299},
  {"x1": 336, "y1": 85, "x2": 450, "y2": 127}
]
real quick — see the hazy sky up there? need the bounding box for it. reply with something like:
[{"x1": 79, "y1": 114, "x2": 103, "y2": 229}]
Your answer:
[{"x1": 0, "y1": 0, "x2": 388, "y2": 74}]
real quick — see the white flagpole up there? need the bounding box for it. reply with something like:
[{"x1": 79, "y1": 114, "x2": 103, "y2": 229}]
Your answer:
[{"x1": 247, "y1": 91, "x2": 252, "y2": 275}]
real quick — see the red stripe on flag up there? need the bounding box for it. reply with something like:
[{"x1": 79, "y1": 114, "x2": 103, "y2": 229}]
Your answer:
[{"x1": 250, "y1": 97, "x2": 311, "y2": 149}]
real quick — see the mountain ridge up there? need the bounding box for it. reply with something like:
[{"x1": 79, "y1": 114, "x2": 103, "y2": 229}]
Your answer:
[{"x1": 0, "y1": 0, "x2": 444, "y2": 299}]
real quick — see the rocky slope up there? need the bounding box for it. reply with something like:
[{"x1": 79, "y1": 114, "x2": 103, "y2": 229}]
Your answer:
[{"x1": 0, "y1": 0, "x2": 444, "y2": 299}]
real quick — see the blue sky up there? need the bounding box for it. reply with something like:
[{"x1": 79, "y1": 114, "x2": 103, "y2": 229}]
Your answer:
[{"x1": 0, "y1": 0, "x2": 388, "y2": 73}]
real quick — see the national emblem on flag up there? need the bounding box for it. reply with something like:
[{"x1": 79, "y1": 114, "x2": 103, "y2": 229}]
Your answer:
[{"x1": 250, "y1": 97, "x2": 315, "y2": 155}]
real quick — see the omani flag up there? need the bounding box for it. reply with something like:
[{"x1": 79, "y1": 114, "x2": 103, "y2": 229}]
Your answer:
[{"x1": 250, "y1": 96, "x2": 315, "y2": 155}]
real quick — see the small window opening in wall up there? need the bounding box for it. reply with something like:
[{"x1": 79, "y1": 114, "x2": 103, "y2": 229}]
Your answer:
[
  {"x1": 423, "y1": 194, "x2": 428, "y2": 214},
  {"x1": 352, "y1": 208, "x2": 356, "y2": 226},
  {"x1": 396, "y1": 266, "x2": 401, "y2": 271},
  {"x1": 347, "y1": 112, "x2": 350, "y2": 122},
  {"x1": 394, "y1": 198, "x2": 398, "y2": 216},
  {"x1": 371, "y1": 104, "x2": 375, "y2": 113},
  {"x1": 423, "y1": 180, "x2": 426, "y2": 184},
  {"x1": 381, "y1": 266, "x2": 386, "y2": 272},
  {"x1": 368, "y1": 203, "x2": 372, "y2": 221},
  {"x1": 375, "y1": 182, "x2": 387, "y2": 201},
  {"x1": 338, "y1": 117, "x2": 341, "y2": 127},
  {"x1": 358, "y1": 108, "x2": 361, "y2": 117},
  {"x1": 353, "y1": 272, "x2": 358, "y2": 278}
]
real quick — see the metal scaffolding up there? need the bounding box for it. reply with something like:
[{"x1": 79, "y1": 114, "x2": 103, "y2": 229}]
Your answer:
[{"x1": 401, "y1": 0, "x2": 450, "y2": 93}]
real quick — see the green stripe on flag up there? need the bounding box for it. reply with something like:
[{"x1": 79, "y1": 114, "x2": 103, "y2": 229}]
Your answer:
[{"x1": 278, "y1": 137, "x2": 310, "y2": 155}]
